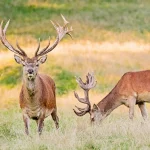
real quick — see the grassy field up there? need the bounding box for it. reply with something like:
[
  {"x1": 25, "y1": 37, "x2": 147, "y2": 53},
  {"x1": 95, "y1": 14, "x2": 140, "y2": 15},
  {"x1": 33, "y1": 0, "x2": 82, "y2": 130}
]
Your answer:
[
  {"x1": 1, "y1": 46, "x2": 150, "y2": 149},
  {"x1": 1, "y1": 0, "x2": 150, "y2": 150}
]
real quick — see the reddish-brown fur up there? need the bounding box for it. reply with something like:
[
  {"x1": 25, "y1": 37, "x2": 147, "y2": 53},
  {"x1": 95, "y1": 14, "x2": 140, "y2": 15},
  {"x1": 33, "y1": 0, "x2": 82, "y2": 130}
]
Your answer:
[
  {"x1": 20, "y1": 74, "x2": 56, "y2": 110},
  {"x1": 95, "y1": 70, "x2": 150, "y2": 122},
  {"x1": 74, "y1": 71, "x2": 150, "y2": 123}
]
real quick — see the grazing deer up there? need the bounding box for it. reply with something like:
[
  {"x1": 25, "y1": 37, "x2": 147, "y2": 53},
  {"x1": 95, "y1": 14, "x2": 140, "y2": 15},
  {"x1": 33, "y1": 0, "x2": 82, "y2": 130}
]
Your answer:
[
  {"x1": 74, "y1": 72, "x2": 149, "y2": 123},
  {"x1": 0, "y1": 15, "x2": 72, "y2": 135}
]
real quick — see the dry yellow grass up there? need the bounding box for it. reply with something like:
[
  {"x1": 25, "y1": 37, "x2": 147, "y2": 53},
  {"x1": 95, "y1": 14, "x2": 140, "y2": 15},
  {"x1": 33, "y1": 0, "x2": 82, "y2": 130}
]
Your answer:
[{"x1": 1, "y1": 42, "x2": 150, "y2": 149}]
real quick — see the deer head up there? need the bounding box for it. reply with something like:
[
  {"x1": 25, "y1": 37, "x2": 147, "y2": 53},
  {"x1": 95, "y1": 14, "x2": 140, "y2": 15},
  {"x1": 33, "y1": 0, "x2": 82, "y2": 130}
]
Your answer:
[
  {"x1": 0, "y1": 15, "x2": 73, "y2": 81},
  {"x1": 73, "y1": 73, "x2": 103, "y2": 123}
]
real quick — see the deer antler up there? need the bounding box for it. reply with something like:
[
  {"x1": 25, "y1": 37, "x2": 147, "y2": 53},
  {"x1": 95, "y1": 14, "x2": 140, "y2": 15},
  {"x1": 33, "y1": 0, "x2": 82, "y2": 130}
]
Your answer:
[
  {"x1": 34, "y1": 14, "x2": 73, "y2": 58},
  {"x1": 0, "y1": 15, "x2": 72, "y2": 59},
  {"x1": 73, "y1": 73, "x2": 97, "y2": 116},
  {"x1": 0, "y1": 20, "x2": 27, "y2": 57}
]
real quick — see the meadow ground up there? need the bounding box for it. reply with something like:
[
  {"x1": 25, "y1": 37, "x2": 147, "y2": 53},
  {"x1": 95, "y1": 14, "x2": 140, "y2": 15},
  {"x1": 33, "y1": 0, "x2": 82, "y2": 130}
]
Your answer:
[
  {"x1": 1, "y1": 0, "x2": 150, "y2": 150},
  {"x1": 1, "y1": 42, "x2": 150, "y2": 150}
]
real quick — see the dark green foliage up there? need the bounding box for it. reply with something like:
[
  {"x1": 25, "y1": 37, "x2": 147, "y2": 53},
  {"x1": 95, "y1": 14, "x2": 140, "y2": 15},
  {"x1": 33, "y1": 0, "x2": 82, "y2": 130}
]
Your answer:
[
  {"x1": 55, "y1": 68, "x2": 77, "y2": 95},
  {"x1": 0, "y1": 66, "x2": 22, "y2": 88}
]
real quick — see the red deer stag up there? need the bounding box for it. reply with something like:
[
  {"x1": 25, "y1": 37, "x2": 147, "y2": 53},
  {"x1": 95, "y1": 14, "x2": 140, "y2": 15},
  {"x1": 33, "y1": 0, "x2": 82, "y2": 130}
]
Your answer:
[
  {"x1": 0, "y1": 15, "x2": 72, "y2": 135},
  {"x1": 74, "y1": 72, "x2": 148, "y2": 123}
]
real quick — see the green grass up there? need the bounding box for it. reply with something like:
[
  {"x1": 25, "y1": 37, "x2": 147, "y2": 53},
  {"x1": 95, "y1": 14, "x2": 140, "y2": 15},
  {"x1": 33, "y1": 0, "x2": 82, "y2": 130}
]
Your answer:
[
  {"x1": 1, "y1": 1, "x2": 150, "y2": 149},
  {"x1": 0, "y1": 106, "x2": 150, "y2": 150},
  {"x1": 1, "y1": 49, "x2": 150, "y2": 149}
]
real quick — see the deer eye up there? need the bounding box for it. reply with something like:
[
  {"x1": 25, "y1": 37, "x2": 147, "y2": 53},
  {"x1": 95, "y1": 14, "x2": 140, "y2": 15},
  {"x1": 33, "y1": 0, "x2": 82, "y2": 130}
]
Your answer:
[{"x1": 36, "y1": 64, "x2": 39, "y2": 67}]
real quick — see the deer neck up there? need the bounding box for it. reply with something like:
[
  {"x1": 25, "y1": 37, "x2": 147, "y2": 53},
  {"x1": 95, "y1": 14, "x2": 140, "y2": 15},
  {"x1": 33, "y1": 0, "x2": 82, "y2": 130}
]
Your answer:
[
  {"x1": 23, "y1": 75, "x2": 40, "y2": 96},
  {"x1": 97, "y1": 90, "x2": 122, "y2": 119}
]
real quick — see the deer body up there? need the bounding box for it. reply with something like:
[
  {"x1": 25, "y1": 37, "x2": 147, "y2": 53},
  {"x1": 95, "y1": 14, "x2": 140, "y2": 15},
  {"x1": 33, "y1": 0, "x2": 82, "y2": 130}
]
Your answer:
[
  {"x1": 20, "y1": 74, "x2": 56, "y2": 120},
  {"x1": 0, "y1": 15, "x2": 72, "y2": 135},
  {"x1": 74, "y1": 72, "x2": 149, "y2": 123},
  {"x1": 20, "y1": 73, "x2": 58, "y2": 135},
  {"x1": 96, "y1": 70, "x2": 150, "y2": 121}
]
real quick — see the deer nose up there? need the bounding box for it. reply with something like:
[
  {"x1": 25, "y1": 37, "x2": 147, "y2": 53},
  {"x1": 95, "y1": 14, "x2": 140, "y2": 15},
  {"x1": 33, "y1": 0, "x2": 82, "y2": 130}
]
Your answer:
[{"x1": 28, "y1": 69, "x2": 33, "y2": 74}]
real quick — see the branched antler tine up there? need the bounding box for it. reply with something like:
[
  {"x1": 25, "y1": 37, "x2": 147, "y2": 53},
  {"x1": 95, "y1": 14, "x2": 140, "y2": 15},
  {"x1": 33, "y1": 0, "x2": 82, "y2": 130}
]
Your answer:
[
  {"x1": 88, "y1": 75, "x2": 93, "y2": 87},
  {"x1": 90, "y1": 74, "x2": 97, "y2": 88},
  {"x1": 86, "y1": 74, "x2": 90, "y2": 84},
  {"x1": 61, "y1": 14, "x2": 69, "y2": 27},
  {"x1": 74, "y1": 91, "x2": 79, "y2": 99},
  {"x1": 73, "y1": 109, "x2": 87, "y2": 116},
  {"x1": 76, "y1": 77, "x2": 83, "y2": 85},
  {"x1": 67, "y1": 32, "x2": 73, "y2": 39},
  {"x1": 35, "y1": 37, "x2": 50, "y2": 56},
  {"x1": 76, "y1": 77, "x2": 87, "y2": 90},
  {"x1": 88, "y1": 73, "x2": 93, "y2": 83},
  {"x1": 3, "y1": 19, "x2": 10, "y2": 34},
  {"x1": 35, "y1": 38, "x2": 41, "y2": 56},
  {"x1": 77, "y1": 77, "x2": 85, "y2": 85},
  {"x1": 75, "y1": 106, "x2": 89, "y2": 111},
  {"x1": 85, "y1": 73, "x2": 97, "y2": 89},
  {"x1": 92, "y1": 81, "x2": 97, "y2": 88},
  {"x1": 74, "y1": 91, "x2": 88, "y2": 104},
  {"x1": 50, "y1": 20, "x2": 58, "y2": 30},
  {"x1": 36, "y1": 15, "x2": 72, "y2": 57},
  {"x1": 56, "y1": 22, "x2": 61, "y2": 28},
  {"x1": 66, "y1": 26, "x2": 73, "y2": 39},
  {"x1": 0, "y1": 20, "x2": 26, "y2": 56},
  {"x1": 16, "y1": 39, "x2": 27, "y2": 57}
]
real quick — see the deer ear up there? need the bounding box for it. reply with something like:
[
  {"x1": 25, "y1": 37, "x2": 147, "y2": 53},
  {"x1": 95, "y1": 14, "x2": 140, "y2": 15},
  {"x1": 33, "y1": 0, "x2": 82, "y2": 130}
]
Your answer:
[
  {"x1": 38, "y1": 55, "x2": 47, "y2": 64},
  {"x1": 93, "y1": 104, "x2": 99, "y2": 111},
  {"x1": 14, "y1": 55, "x2": 24, "y2": 65}
]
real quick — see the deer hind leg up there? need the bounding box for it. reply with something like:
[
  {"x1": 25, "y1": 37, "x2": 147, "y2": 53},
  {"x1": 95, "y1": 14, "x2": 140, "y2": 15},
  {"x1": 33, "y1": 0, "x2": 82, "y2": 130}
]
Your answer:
[
  {"x1": 138, "y1": 102, "x2": 148, "y2": 120},
  {"x1": 51, "y1": 109, "x2": 59, "y2": 129},
  {"x1": 128, "y1": 97, "x2": 136, "y2": 120},
  {"x1": 23, "y1": 114, "x2": 29, "y2": 135}
]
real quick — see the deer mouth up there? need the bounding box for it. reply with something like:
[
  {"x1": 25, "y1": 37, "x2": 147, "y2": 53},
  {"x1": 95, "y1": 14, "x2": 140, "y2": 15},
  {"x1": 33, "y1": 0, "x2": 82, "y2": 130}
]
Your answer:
[{"x1": 27, "y1": 74, "x2": 35, "y2": 80}]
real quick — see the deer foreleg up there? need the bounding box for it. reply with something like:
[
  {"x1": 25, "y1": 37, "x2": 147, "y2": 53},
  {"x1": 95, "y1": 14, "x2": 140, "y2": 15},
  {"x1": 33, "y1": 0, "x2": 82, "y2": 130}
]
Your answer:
[
  {"x1": 37, "y1": 118, "x2": 44, "y2": 135},
  {"x1": 23, "y1": 114, "x2": 29, "y2": 135},
  {"x1": 138, "y1": 102, "x2": 148, "y2": 120},
  {"x1": 128, "y1": 97, "x2": 136, "y2": 120}
]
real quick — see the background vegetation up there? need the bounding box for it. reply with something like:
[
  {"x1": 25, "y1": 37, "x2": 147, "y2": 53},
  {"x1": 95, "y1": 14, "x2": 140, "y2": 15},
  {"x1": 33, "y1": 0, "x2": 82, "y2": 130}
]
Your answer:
[{"x1": 0, "y1": 0, "x2": 150, "y2": 149}]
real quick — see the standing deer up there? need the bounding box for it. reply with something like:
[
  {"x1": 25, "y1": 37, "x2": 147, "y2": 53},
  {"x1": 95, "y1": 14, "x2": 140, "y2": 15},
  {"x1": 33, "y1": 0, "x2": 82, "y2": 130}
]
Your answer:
[
  {"x1": 74, "y1": 72, "x2": 148, "y2": 123},
  {"x1": 0, "y1": 15, "x2": 72, "y2": 135}
]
